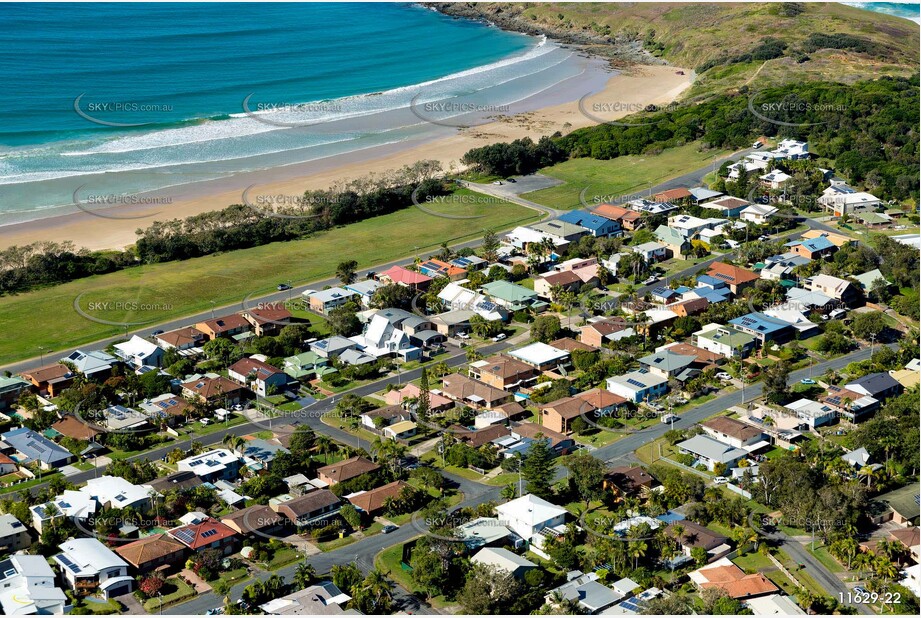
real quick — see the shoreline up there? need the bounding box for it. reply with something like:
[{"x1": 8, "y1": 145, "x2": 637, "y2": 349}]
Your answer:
[{"x1": 0, "y1": 65, "x2": 692, "y2": 252}]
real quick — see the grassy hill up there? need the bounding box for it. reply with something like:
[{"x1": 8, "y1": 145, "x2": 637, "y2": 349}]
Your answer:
[{"x1": 429, "y1": 2, "x2": 919, "y2": 99}]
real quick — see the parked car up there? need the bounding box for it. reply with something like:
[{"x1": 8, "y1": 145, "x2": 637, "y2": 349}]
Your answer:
[
  {"x1": 506, "y1": 178, "x2": 517, "y2": 183},
  {"x1": 661, "y1": 414, "x2": 680, "y2": 424},
  {"x1": 151, "y1": 329, "x2": 164, "y2": 336},
  {"x1": 643, "y1": 275, "x2": 659, "y2": 285},
  {"x1": 752, "y1": 141, "x2": 763, "y2": 149},
  {"x1": 713, "y1": 477, "x2": 729, "y2": 485},
  {"x1": 491, "y1": 333, "x2": 507, "y2": 342},
  {"x1": 717, "y1": 372, "x2": 733, "y2": 381},
  {"x1": 382, "y1": 525, "x2": 399, "y2": 534},
  {"x1": 456, "y1": 332, "x2": 470, "y2": 340},
  {"x1": 277, "y1": 283, "x2": 292, "y2": 291},
  {"x1": 492, "y1": 180, "x2": 503, "y2": 185},
  {"x1": 800, "y1": 379, "x2": 816, "y2": 385}
]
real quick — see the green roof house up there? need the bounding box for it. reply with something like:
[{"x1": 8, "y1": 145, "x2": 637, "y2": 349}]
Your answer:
[
  {"x1": 283, "y1": 351, "x2": 336, "y2": 381},
  {"x1": 481, "y1": 280, "x2": 542, "y2": 312},
  {"x1": 654, "y1": 225, "x2": 690, "y2": 257}
]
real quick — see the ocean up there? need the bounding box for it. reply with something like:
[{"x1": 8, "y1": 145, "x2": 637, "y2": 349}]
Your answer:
[
  {"x1": 846, "y1": 1, "x2": 921, "y2": 22},
  {"x1": 0, "y1": 3, "x2": 606, "y2": 224}
]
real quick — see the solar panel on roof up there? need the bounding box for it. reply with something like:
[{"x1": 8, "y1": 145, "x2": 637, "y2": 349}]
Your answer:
[
  {"x1": 202, "y1": 529, "x2": 217, "y2": 538},
  {"x1": 173, "y1": 528, "x2": 196, "y2": 544},
  {"x1": 626, "y1": 378, "x2": 645, "y2": 388},
  {"x1": 57, "y1": 555, "x2": 79, "y2": 572}
]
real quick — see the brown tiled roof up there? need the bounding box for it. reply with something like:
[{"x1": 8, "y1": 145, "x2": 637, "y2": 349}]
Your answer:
[
  {"x1": 512, "y1": 421, "x2": 570, "y2": 448},
  {"x1": 317, "y1": 456, "x2": 380, "y2": 483},
  {"x1": 661, "y1": 342, "x2": 723, "y2": 365},
  {"x1": 115, "y1": 533, "x2": 186, "y2": 568},
  {"x1": 581, "y1": 319, "x2": 631, "y2": 337},
  {"x1": 241, "y1": 304, "x2": 292, "y2": 324},
  {"x1": 197, "y1": 314, "x2": 250, "y2": 333},
  {"x1": 182, "y1": 376, "x2": 246, "y2": 399},
  {"x1": 51, "y1": 416, "x2": 101, "y2": 441},
  {"x1": 593, "y1": 204, "x2": 641, "y2": 222},
  {"x1": 667, "y1": 520, "x2": 728, "y2": 551},
  {"x1": 228, "y1": 357, "x2": 284, "y2": 379},
  {"x1": 168, "y1": 518, "x2": 238, "y2": 550},
  {"x1": 702, "y1": 416, "x2": 763, "y2": 442},
  {"x1": 670, "y1": 297, "x2": 709, "y2": 316},
  {"x1": 576, "y1": 388, "x2": 627, "y2": 409},
  {"x1": 492, "y1": 401, "x2": 528, "y2": 420},
  {"x1": 347, "y1": 480, "x2": 409, "y2": 514},
  {"x1": 549, "y1": 337, "x2": 598, "y2": 353},
  {"x1": 441, "y1": 374, "x2": 510, "y2": 405},
  {"x1": 699, "y1": 566, "x2": 778, "y2": 599},
  {"x1": 541, "y1": 271, "x2": 582, "y2": 287},
  {"x1": 541, "y1": 396, "x2": 594, "y2": 421},
  {"x1": 653, "y1": 188, "x2": 692, "y2": 202},
  {"x1": 20, "y1": 363, "x2": 72, "y2": 384},
  {"x1": 276, "y1": 489, "x2": 341, "y2": 519},
  {"x1": 221, "y1": 504, "x2": 285, "y2": 534},
  {"x1": 0, "y1": 453, "x2": 16, "y2": 465},
  {"x1": 156, "y1": 327, "x2": 206, "y2": 348},
  {"x1": 606, "y1": 466, "x2": 658, "y2": 493},
  {"x1": 478, "y1": 355, "x2": 535, "y2": 379},
  {"x1": 707, "y1": 262, "x2": 759, "y2": 285},
  {"x1": 453, "y1": 423, "x2": 512, "y2": 448},
  {"x1": 362, "y1": 405, "x2": 409, "y2": 422},
  {"x1": 890, "y1": 527, "x2": 920, "y2": 549}
]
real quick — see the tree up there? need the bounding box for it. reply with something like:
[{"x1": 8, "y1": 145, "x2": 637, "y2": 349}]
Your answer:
[
  {"x1": 339, "y1": 504, "x2": 362, "y2": 530},
  {"x1": 370, "y1": 283, "x2": 415, "y2": 310},
  {"x1": 288, "y1": 425, "x2": 316, "y2": 456},
  {"x1": 457, "y1": 564, "x2": 523, "y2": 614},
  {"x1": 469, "y1": 314, "x2": 503, "y2": 338},
  {"x1": 531, "y1": 315, "x2": 561, "y2": 343},
  {"x1": 641, "y1": 595, "x2": 694, "y2": 615},
  {"x1": 850, "y1": 311, "x2": 886, "y2": 341},
  {"x1": 293, "y1": 562, "x2": 317, "y2": 589},
  {"x1": 331, "y1": 563, "x2": 363, "y2": 594},
  {"x1": 482, "y1": 229, "x2": 500, "y2": 262},
  {"x1": 351, "y1": 569, "x2": 393, "y2": 614},
  {"x1": 691, "y1": 545, "x2": 709, "y2": 566},
  {"x1": 327, "y1": 301, "x2": 361, "y2": 336},
  {"x1": 336, "y1": 260, "x2": 358, "y2": 285},
  {"x1": 203, "y1": 337, "x2": 242, "y2": 367},
  {"x1": 521, "y1": 437, "x2": 556, "y2": 499},
  {"x1": 762, "y1": 361, "x2": 791, "y2": 404},
  {"x1": 564, "y1": 451, "x2": 605, "y2": 507},
  {"x1": 417, "y1": 367, "x2": 431, "y2": 421},
  {"x1": 139, "y1": 573, "x2": 165, "y2": 596}
]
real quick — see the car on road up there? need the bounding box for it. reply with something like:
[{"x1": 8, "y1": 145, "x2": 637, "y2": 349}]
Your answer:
[
  {"x1": 491, "y1": 333, "x2": 507, "y2": 342},
  {"x1": 456, "y1": 332, "x2": 470, "y2": 340},
  {"x1": 365, "y1": 271, "x2": 376, "y2": 279},
  {"x1": 206, "y1": 609, "x2": 224, "y2": 615},
  {"x1": 752, "y1": 141, "x2": 763, "y2": 149},
  {"x1": 758, "y1": 235, "x2": 770, "y2": 241},
  {"x1": 277, "y1": 283, "x2": 292, "y2": 291},
  {"x1": 661, "y1": 414, "x2": 680, "y2": 424},
  {"x1": 642, "y1": 275, "x2": 659, "y2": 285},
  {"x1": 717, "y1": 372, "x2": 733, "y2": 381},
  {"x1": 151, "y1": 329, "x2": 164, "y2": 336},
  {"x1": 713, "y1": 477, "x2": 729, "y2": 485},
  {"x1": 800, "y1": 378, "x2": 816, "y2": 385},
  {"x1": 382, "y1": 525, "x2": 399, "y2": 534},
  {"x1": 492, "y1": 180, "x2": 503, "y2": 185},
  {"x1": 506, "y1": 178, "x2": 516, "y2": 183}
]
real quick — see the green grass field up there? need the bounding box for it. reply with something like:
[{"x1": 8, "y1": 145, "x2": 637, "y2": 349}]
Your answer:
[
  {"x1": 522, "y1": 142, "x2": 732, "y2": 210},
  {"x1": 0, "y1": 191, "x2": 536, "y2": 366}
]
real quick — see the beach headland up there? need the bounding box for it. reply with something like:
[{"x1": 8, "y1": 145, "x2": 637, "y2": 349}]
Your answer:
[{"x1": 0, "y1": 31, "x2": 692, "y2": 253}]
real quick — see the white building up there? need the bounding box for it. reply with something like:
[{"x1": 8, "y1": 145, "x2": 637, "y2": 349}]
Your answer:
[
  {"x1": 495, "y1": 494, "x2": 567, "y2": 545},
  {"x1": 508, "y1": 342, "x2": 570, "y2": 371},
  {"x1": 817, "y1": 184, "x2": 881, "y2": 217},
  {"x1": 177, "y1": 448, "x2": 241, "y2": 483},
  {"x1": 759, "y1": 170, "x2": 792, "y2": 189},
  {"x1": 113, "y1": 335, "x2": 164, "y2": 368},
  {"x1": 746, "y1": 594, "x2": 806, "y2": 616},
  {"x1": 0, "y1": 555, "x2": 67, "y2": 615},
  {"x1": 676, "y1": 434, "x2": 748, "y2": 471},
  {"x1": 348, "y1": 314, "x2": 421, "y2": 361},
  {"x1": 54, "y1": 538, "x2": 133, "y2": 599},
  {"x1": 694, "y1": 325, "x2": 756, "y2": 359},
  {"x1": 438, "y1": 281, "x2": 507, "y2": 321},
  {"x1": 471, "y1": 547, "x2": 536, "y2": 578},
  {"x1": 83, "y1": 476, "x2": 156, "y2": 510},
  {"x1": 632, "y1": 242, "x2": 668, "y2": 262},
  {"x1": 30, "y1": 489, "x2": 98, "y2": 534},
  {"x1": 740, "y1": 204, "x2": 778, "y2": 225},
  {"x1": 667, "y1": 215, "x2": 727, "y2": 239},
  {"x1": 606, "y1": 371, "x2": 669, "y2": 403},
  {"x1": 784, "y1": 399, "x2": 838, "y2": 429}
]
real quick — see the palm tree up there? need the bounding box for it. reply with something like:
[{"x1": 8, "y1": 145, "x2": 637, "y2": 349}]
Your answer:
[
  {"x1": 629, "y1": 540, "x2": 647, "y2": 570},
  {"x1": 314, "y1": 435, "x2": 335, "y2": 464},
  {"x1": 500, "y1": 484, "x2": 518, "y2": 502},
  {"x1": 858, "y1": 465, "x2": 877, "y2": 488},
  {"x1": 361, "y1": 569, "x2": 393, "y2": 613},
  {"x1": 293, "y1": 562, "x2": 317, "y2": 589}
]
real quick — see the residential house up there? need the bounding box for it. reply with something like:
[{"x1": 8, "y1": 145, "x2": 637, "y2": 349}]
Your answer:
[
  {"x1": 760, "y1": 169, "x2": 792, "y2": 190},
  {"x1": 259, "y1": 581, "x2": 351, "y2": 615},
  {"x1": 181, "y1": 375, "x2": 247, "y2": 405},
  {"x1": 593, "y1": 204, "x2": 643, "y2": 230},
  {"x1": 700, "y1": 196, "x2": 749, "y2": 218},
  {"x1": 343, "y1": 280, "x2": 382, "y2": 308},
  {"x1": 61, "y1": 350, "x2": 116, "y2": 379},
  {"x1": 653, "y1": 187, "x2": 693, "y2": 205},
  {"x1": 654, "y1": 225, "x2": 690, "y2": 257},
  {"x1": 220, "y1": 504, "x2": 286, "y2": 538},
  {"x1": 740, "y1": 204, "x2": 778, "y2": 224},
  {"x1": 113, "y1": 335, "x2": 164, "y2": 369},
  {"x1": 668, "y1": 214, "x2": 726, "y2": 239},
  {"x1": 511, "y1": 421, "x2": 575, "y2": 456},
  {"x1": 83, "y1": 476, "x2": 155, "y2": 511},
  {"x1": 274, "y1": 490, "x2": 342, "y2": 527},
  {"x1": 558, "y1": 210, "x2": 622, "y2": 238},
  {"x1": 383, "y1": 383, "x2": 453, "y2": 412},
  {"x1": 676, "y1": 435, "x2": 748, "y2": 471},
  {"x1": 139, "y1": 393, "x2": 190, "y2": 427},
  {"x1": 481, "y1": 280, "x2": 542, "y2": 312},
  {"x1": 54, "y1": 538, "x2": 133, "y2": 598},
  {"x1": 508, "y1": 342, "x2": 570, "y2": 372},
  {"x1": 606, "y1": 370, "x2": 668, "y2": 404},
  {"x1": 317, "y1": 456, "x2": 380, "y2": 486},
  {"x1": 854, "y1": 269, "x2": 888, "y2": 293},
  {"x1": 0, "y1": 375, "x2": 31, "y2": 411},
  {"x1": 0, "y1": 555, "x2": 67, "y2": 615},
  {"x1": 707, "y1": 262, "x2": 759, "y2": 295},
  {"x1": 1, "y1": 427, "x2": 73, "y2": 470},
  {"x1": 146, "y1": 470, "x2": 202, "y2": 494},
  {"x1": 360, "y1": 405, "x2": 413, "y2": 430},
  {"x1": 30, "y1": 489, "x2": 97, "y2": 534},
  {"x1": 603, "y1": 466, "x2": 659, "y2": 498},
  {"x1": 690, "y1": 186, "x2": 724, "y2": 204},
  {"x1": 667, "y1": 520, "x2": 731, "y2": 561},
  {"x1": 534, "y1": 269, "x2": 583, "y2": 298},
  {"x1": 168, "y1": 517, "x2": 240, "y2": 556},
  {"x1": 418, "y1": 258, "x2": 466, "y2": 280},
  {"x1": 639, "y1": 350, "x2": 697, "y2": 380},
  {"x1": 51, "y1": 415, "x2": 101, "y2": 442},
  {"x1": 890, "y1": 367, "x2": 920, "y2": 390},
  {"x1": 306, "y1": 288, "x2": 358, "y2": 315},
  {"x1": 545, "y1": 572, "x2": 625, "y2": 614},
  {"x1": 528, "y1": 219, "x2": 589, "y2": 247},
  {"x1": 873, "y1": 485, "x2": 920, "y2": 526},
  {"x1": 283, "y1": 351, "x2": 336, "y2": 382},
  {"x1": 0, "y1": 452, "x2": 16, "y2": 475},
  {"x1": 228, "y1": 357, "x2": 287, "y2": 397},
  {"x1": 818, "y1": 184, "x2": 881, "y2": 216},
  {"x1": 469, "y1": 355, "x2": 539, "y2": 391},
  {"x1": 155, "y1": 326, "x2": 207, "y2": 352},
  {"x1": 784, "y1": 399, "x2": 840, "y2": 428},
  {"x1": 0, "y1": 514, "x2": 31, "y2": 553},
  {"x1": 471, "y1": 547, "x2": 536, "y2": 578},
  {"x1": 441, "y1": 374, "x2": 512, "y2": 409},
  {"x1": 695, "y1": 325, "x2": 756, "y2": 359},
  {"x1": 240, "y1": 305, "x2": 293, "y2": 336},
  {"x1": 195, "y1": 314, "x2": 250, "y2": 340},
  {"x1": 375, "y1": 265, "x2": 432, "y2": 290},
  {"x1": 746, "y1": 594, "x2": 807, "y2": 616},
  {"x1": 383, "y1": 420, "x2": 417, "y2": 440},
  {"x1": 579, "y1": 318, "x2": 634, "y2": 348},
  {"x1": 541, "y1": 397, "x2": 594, "y2": 435},
  {"x1": 820, "y1": 385, "x2": 879, "y2": 422},
  {"x1": 658, "y1": 341, "x2": 724, "y2": 367},
  {"x1": 575, "y1": 389, "x2": 627, "y2": 418},
  {"x1": 632, "y1": 241, "x2": 668, "y2": 262},
  {"x1": 729, "y1": 313, "x2": 795, "y2": 346},
  {"x1": 786, "y1": 287, "x2": 838, "y2": 314},
  {"x1": 347, "y1": 480, "x2": 409, "y2": 515},
  {"x1": 701, "y1": 417, "x2": 766, "y2": 449},
  {"x1": 453, "y1": 423, "x2": 512, "y2": 449},
  {"x1": 785, "y1": 236, "x2": 837, "y2": 260},
  {"x1": 474, "y1": 401, "x2": 529, "y2": 429},
  {"x1": 845, "y1": 372, "x2": 903, "y2": 401},
  {"x1": 177, "y1": 449, "x2": 241, "y2": 483},
  {"x1": 799, "y1": 229, "x2": 856, "y2": 248},
  {"x1": 310, "y1": 335, "x2": 359, "y2": 360},
  {"x1": 349, "y1": 314, "x2": 421, "y2": 361},
  {"x1": 668, "y1": 297, "x2": 709, "y2": 318},
  {"x1": 438, "y1": 281, "x2": 508, "y2": 321},
  {"x1": 495, "y1": 494, "x2": 567, "y2": 545},
  {"x1": 114, "y1": 534, "x2": 187, "y2": 574},
  {"x1": 689, "y1": 557, "x2": 778, "y2": 600}
]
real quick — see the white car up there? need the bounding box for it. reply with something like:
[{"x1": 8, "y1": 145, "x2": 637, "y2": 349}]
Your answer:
[
  {"x1": 492, "y1": 180, "x2": 503, "y2": 185},
  {"x1": 713, "y1": 477, "x2": 729, "y2": 485},
  {"x1": 491, "y1": 333, "x2": 507, "y2": 342},
  {"x1": 456, "y1": 332, "x2": 470, "y2": 340},
  {"x1": 716, "y1": 372, "x2": 733, "y2": 381}
]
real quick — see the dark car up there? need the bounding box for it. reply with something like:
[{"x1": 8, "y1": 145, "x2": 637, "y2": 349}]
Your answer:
[
  {"x1": 151, "y1": 329, "x2": 164, "y2": 336},
  {"x1": 277, "y1": 283, "x2": 292, "y2": 291}
]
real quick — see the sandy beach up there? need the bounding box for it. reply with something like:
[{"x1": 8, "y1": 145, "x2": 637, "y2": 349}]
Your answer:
[{"x1": 0, "y1": 65, "x2": 692, "y2": 252}]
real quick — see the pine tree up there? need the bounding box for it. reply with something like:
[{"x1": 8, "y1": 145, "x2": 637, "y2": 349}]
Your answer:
[
  {"x1": 417, "y1": 367, "x2": 431, "y2": 421},
  {"x1": 521, "y1": 437, "x2": 556, "y2": 499}
]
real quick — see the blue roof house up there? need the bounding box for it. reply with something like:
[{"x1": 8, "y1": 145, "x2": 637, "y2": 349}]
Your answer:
[
  {"x1": 558, "y1": 210, "x2": 623, "y2": 238},
  {"x1": 1, "y1": 427, "x2": 74, "y2": 470},
  {"x1": 729, "y1": 313, "x2": 795, "y2": 345}
]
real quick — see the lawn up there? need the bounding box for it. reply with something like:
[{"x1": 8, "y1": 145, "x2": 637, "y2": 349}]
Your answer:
[
  {"x1": 78, "y1": 597, "x2": 124, "y2": 615},
  {"x1": 375, "y1": 542, "x2": 454, "y2": 609},
  {"x1": 265, "y1": 547, "x2": 302, "y2": 570},
  {"x1": 522, "y1": 142, "x2": 732, "y2": 210},
  {"x1": 806, "y1": 542, "x2": 844, "y2": 574},
  {"x1": 0, "y1": 192, "x2": 537, "y2": 365},
  {"x1": 142, "y1": 577, "x2": 195, "y2": 612}
]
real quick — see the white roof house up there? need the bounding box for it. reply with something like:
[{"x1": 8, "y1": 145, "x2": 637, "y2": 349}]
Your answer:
[
  {"x1": 438, "y1": 281, "x2": 507, "y2": 321},
  {"x1": 508, "y1": 342, "x2": 570, "y2": 370},
  {"x1": 759, "y1": 170, "x2": 792, "y2": 187},
  {"x1": 0, "y1": 555, "x2": 67, "y2": 616},
  {"x1": 455, "y1": 517, "x2": 512, "y2": 548},
  {"x1": 30, "y1": 489, "x2": 98, "y2": 533},
  {"x1": 348, "y1": 314, "x2": 419, "y2": 359},
  {"x1": 471, "y1": 547, "x2": 536, "y2": 577},
  {"x1": 260, "y1": 581, "x2": 351, "y2": 615},
  {"x1": 740, "y1": 204, "x2": 778, "y2": 223},
  {"x1": 784, "y1": 399, "x2": 838, "y2": 429},
  {"x1": 667, "y1": 214, "x2": 726, "y2": 239},
  {"x1": 54, "y1": 538, "x2": 133, "y2": 598},
  {"x1": 676, "y1": 434, "x2": 748, "y2": 471},
  {"x1": 113, "y1": 335, "x2": 164, "y2": 368},
  {"x1": 606, "y1": 370, "x2": 668, "y2": 403},
  {"x1": 746, "y1": 594, "x2": 806, "y2": 615},
  {"x1": 177, "y1": 448, "x2": 240, "y2": 480},
  {"x1": 818, "y1": 184, "x2": 881, "y2": 215},
  {"x1": 495, "y1": 494, "x2": 567, "y2": 542},
  {"x1": 83, "y1": 476, "x2": 156, "y2": 510},
  {"x1": 61, "y1": 350, "x2": 116, "y2": 377},
  {"x1": 546, "y1": 571, "x2": 624, "y2": 614}
]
